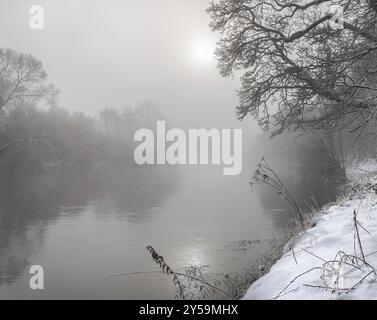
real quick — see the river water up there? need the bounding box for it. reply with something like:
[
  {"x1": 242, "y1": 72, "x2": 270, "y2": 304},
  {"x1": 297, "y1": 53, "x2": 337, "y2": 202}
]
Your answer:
[{"x1": 0, "y1": 163, "x2": 333, "y2": 299}]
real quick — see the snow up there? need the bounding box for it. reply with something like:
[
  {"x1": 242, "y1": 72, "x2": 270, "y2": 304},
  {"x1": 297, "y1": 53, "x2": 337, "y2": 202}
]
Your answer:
[{"x1": 244, "y1": 163, "x2": 377, "y2": 300}]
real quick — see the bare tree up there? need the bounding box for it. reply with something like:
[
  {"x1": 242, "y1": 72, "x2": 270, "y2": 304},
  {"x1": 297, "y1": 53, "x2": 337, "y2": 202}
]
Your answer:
[
  {"x1": 208, "y1": 0, "x2": 377, "y2": 135},
  {"x1": 99, "y1": 108, "x2": 121, "y2": 135},
  {"x1": 0, "y1": 48, "x2": 55, "y2": 112}
]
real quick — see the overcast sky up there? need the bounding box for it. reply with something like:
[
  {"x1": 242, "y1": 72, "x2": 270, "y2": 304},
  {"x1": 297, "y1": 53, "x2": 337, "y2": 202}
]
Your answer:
[{"x1": 0, "y1": 0, "x2": 260, "y2": 136}]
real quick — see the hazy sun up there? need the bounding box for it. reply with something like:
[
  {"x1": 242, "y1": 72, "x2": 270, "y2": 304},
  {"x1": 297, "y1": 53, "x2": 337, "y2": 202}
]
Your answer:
[{"x1": 190, "y1": 37, "x2": 216, "y2": 65}]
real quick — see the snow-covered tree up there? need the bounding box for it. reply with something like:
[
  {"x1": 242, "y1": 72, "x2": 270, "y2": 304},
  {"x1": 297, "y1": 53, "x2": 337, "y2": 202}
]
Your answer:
[{"x1": 208, "y1": 0, "x2": 377, "y2": 135}]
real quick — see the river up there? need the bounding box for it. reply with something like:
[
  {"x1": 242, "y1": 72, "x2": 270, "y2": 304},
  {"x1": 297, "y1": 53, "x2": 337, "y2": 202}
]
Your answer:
[{"x1": 0, "y1": 162, "x2": 336, "y2": 299}]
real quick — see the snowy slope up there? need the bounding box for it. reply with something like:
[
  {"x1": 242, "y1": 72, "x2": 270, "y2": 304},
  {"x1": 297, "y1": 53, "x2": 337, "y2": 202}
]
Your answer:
[{"x1": 244, "y1": 164, "x2": 377, "y2": 300}]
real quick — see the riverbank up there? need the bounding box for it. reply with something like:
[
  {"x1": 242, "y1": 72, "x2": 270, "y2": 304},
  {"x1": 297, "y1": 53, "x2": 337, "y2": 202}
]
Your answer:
[{"x1": 244, "y1": 161, "x2": 377, "y2": 300}]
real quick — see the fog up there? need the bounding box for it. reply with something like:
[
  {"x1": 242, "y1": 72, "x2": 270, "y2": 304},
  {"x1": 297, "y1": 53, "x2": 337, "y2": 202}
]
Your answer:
[
  {"x1": 0, "y1": 0, "x2": 259, "y2": 133},
  {"x1": 0, "y1": 1, "x2": 346, "y2": 299}
]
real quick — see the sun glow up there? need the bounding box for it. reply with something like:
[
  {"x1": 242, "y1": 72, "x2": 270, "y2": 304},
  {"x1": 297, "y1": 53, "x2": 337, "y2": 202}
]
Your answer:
[{"x1": 190, "y1": 37, "x2": 216, "y2": 65}]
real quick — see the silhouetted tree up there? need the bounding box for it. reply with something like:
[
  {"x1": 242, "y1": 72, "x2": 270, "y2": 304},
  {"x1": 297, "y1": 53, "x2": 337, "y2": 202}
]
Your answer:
[
  {"x1": 208, "y1": 0, "x2": 377, "y2": 135},
  {"x1": 0, "y1": 48, "x2": 55, "y2": 112},
  {"x1": 100, "y1": 108, "x2": 121, "y2": 135}
]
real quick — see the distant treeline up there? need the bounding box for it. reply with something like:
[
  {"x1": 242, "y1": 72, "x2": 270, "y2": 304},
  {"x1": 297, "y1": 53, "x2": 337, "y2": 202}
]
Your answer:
[
  {"x1": 0, "y1": 48, "x2": 168, "y2": 173},
  {"x1": 0, "y1": 101, "x2": 164, "y2": 173}
]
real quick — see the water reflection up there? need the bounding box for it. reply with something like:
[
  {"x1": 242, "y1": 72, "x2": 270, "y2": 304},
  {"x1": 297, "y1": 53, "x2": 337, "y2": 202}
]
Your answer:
[
  {"x1": 0, "y1": 167, "x2": 179, "y2": 288},
  {"x1": 0, "y1": 160, "x2": 340, "y2": 299}
]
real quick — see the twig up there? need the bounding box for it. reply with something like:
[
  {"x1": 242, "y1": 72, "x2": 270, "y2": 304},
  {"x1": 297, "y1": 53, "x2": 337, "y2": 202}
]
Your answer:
[
  {"x1": 145, "y1": 245, "x2": 186, "y2": 299},
  {"x1": 353, "y1": 209, "x2": 366, "y2": 262},
  {"x1": 273, "y1": 267, "x2": 322, "y2": 300},
  {"x1": 303, "y1": 284, "x2": 350, "y2": 291},
  {"x1": 106, "y1": 270, "x2": 233, "y2": 299}
]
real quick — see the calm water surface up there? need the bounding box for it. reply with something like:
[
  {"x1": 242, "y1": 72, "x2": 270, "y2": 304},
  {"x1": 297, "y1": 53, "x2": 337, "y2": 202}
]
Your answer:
[{"x1": 0, "y1": 165, "x2": 304, "y2": 299}]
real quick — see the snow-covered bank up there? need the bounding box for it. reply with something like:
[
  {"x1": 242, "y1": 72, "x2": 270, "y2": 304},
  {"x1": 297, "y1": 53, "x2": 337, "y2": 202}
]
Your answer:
[{"x1": 244, "y1": 163, "x2": 377, "y2": 300}]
